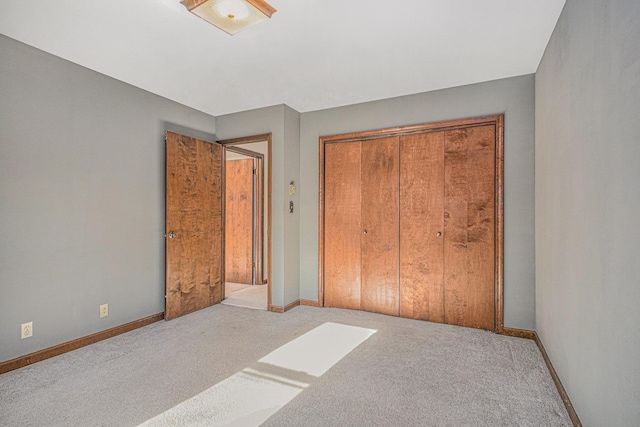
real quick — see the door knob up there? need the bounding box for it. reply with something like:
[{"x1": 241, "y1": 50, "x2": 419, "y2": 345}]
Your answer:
[
  {"x1": 436, "y1": 231, "x2": 442, "y2": 237},
  {"x1": 363, "y1": 230, "x2": 368, "y2": 235},
  {"x1": 168, "y1": 231, "x2": 178, "y2": 239}
]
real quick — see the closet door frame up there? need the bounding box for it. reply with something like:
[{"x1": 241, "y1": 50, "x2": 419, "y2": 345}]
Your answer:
[{"x1": 318, "y1": 114, "x2": 505, "y2": 332}]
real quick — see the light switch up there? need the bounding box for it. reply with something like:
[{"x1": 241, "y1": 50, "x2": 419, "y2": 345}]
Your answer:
[{"x1": 289, "y1": 181, "x2": 295, "y2": 195}]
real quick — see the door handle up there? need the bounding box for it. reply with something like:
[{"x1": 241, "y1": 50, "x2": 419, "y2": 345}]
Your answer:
[
  {"x1": 168, "y1": 231, "x2": 178, "y2": 239},
  {"x1": 363, "y1": 230, "x2": 368, "y2": 235},
  {"x1": 436, "y1": 231, "x2": 442, "y2": 237}
]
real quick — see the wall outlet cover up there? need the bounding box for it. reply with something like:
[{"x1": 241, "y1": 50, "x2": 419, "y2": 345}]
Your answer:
[
  {"x1": 100, "y1": 303, "x2": 109, "y2": 318},
  {"x1": 21, "y1": 322, "x2": 33, "y2": 339}
]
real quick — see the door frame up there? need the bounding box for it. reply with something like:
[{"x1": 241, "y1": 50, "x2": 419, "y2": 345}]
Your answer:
[
  {"x1": 318, "y1": 115, "x2": 504, "y2": 332},
  {"x1": 219, "y1": 133, "x2": 273, "y2": 309},
  {"x1": 225, "y1": 145, "x2": 264, "y2": 286}
]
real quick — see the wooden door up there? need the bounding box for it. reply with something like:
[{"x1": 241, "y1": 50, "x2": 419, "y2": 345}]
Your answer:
[
  {"x1": 360, "y1": 137, "x2": 400, "y2": 316},
  {"x1": 399, "y1": 131, "x2": 445, "y2": 322},
  {"x1": 323, "y1": 141, "x2": 362, "y2": 309},
  {"x1": 443, "y1": 125, "x2": 495, "y2": 330},
  {"x1": 323, "y1": 137, "x2": 400, "y2": 315},
  {"x1": 398, "y1": 126, "x2": 496, "y2": 329},
  {"x1": 320, "y1": 117, "x2": 501, "y2": 331},
  {"x1": 165, "y1": 131, "x2": 223, "y2": 320},
  {"x1": 225, "y1": 158, "x2": 254, "y2": 285}
]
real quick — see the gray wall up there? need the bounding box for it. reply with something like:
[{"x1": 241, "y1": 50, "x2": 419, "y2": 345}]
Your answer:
[
  {"x1": 535, "y1": 0, "x2": 640, "y2": 425},
  {"x1": 299, "y1": 75, "x2": 536, "y2": 329},
  {"x1": 0, "y1": 35, "x2": 217, "y2": 363},
  {"x1": 284, "y1": 106, "x2": 301, "y2": 305},
  {"x1": 215, "y1": 105, "x2": 301, "y2": 307}
]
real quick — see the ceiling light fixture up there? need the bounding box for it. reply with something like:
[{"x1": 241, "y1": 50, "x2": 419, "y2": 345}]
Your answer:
[{"x1": 181, "y1": 0, "x2": 276, "y2": 35}]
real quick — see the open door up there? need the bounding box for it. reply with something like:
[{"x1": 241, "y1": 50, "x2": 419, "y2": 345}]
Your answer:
[{"x1": 165, "y1": 131, "x2": 224, "y2": 320}]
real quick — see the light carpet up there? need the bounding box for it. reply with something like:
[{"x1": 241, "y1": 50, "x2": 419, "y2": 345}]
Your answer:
[
  {"x1": 0, "y1": 305, "x2": 572, "y2": 426},
  {"x1": 222, "y1": 284, "x2": 267, "y2": 310},
  {"x1": 225, "y1": 282, "x2": 252, "y2": 295}
]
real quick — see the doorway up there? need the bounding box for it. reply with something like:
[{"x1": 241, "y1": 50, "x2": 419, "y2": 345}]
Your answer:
[
  {"x1": 224, "y1": 147, "x2": 263, "y2": 286},
  {"x1": 164, "y1": 132, "x2": 272, "y2": 319},
  {"x1": 220, "y1": 135, "x2": 271, "y2": 311}
]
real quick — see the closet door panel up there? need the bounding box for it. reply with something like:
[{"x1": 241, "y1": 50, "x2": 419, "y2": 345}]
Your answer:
[
  {"x1": 400, "y1": 132, "x2": 445, "y2": 322},
  {"x1": 361, "y1": 137, "x2": 400, "y2": 316},
  {"x1": 444, "y1": 126, "x2": 495, "y2": 330},
  {"x1": 324, "y1": 142, "x2": 362, "y2": 309},
  {"x1": 466, "y1": 125, "x2": 496, "y2": 330}
]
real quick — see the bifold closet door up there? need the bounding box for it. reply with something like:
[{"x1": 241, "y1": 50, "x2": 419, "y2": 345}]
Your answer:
[
  {"x1": 443, "y1": 126, "x2": 495, "y2": 330},
  {"x1": 324, "y1": 137, "x2": 400, "y2": 315},
  {"x1": 323, "y1": 124, "x2": 496, "y2": 330},
  {"x1": 324, "y1": 141, "x2": 362, "y2": 310},
  {"x1": 360, "y1": 137, "x2": 400, "y2": 316},
  {"x1": 399, "y1": 132, "x2": 445, "y2": 322}
]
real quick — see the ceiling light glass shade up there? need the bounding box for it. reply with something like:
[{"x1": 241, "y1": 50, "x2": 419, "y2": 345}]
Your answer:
[{"x1": 181, "y1": 0, "x2": 276, "y2": 35}]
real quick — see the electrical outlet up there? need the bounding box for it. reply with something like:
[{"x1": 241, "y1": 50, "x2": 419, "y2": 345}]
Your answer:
[
  {"x1": 100, "y1": 303, "x2": 108, "y2": 318},
  {"x1": 21, "y1": 322, "x2": 33, "y2": 339}
]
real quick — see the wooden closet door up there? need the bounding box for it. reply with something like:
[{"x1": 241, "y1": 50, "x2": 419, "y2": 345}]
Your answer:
[
  {"x1": 324, "y1": 141, "x2": 362, "y2": 309},
  {"x1": 399, "y1": 132, "x2": 445, "y2": 322},
  {"x1": 321, "y1": 115, "x2": 502, "y2": 331},
  {"x1": 360, "y1": 137, "x2": 400, "y2": 316},
  {"x1": 444, "y1": 125, "x2": 496, "y2": 330}
]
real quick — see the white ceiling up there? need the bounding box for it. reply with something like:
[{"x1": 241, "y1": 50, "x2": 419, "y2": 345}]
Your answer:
[{"x1": 0, "y1": 0, "x2": 565, "y2": 116}]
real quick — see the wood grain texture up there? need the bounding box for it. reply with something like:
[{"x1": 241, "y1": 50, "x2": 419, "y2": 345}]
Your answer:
[
  {"x1": 165, "y1": 131, "x2": 223, "y2": 320},
  {"x1": 225, "y1": 158, "x2": 254, "y2": 284},
  {"x1": 320, "y1": 115, "x2": 504, "y2": 144},
  {"x1": 323, "y1": 142, "x2": 362, "y2": 309},
  {"x1": 399, "y1": 132, "x2": 445, "y2": 322},
  {"x1": 318, "y1": 115, "x2": 504, "y2": 332},
  {"x1": 360, "y1": 137, "x2": 400, "y2": 316},
  {"x1": 443, "y1": 125, "x2": 495, "y2": 330}
]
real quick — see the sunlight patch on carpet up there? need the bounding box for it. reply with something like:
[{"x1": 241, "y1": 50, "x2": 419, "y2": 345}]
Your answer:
[
  {"x1": 259, "y1": 321, "x2": 377, "y2": 377},
  {"x1": 139, "y1": 322, "x2": 376, "y2": 426}
]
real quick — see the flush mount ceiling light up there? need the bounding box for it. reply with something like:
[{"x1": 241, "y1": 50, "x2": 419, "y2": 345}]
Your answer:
[{"x1": 181, "y1": 0, "x2": 276, "y2": 35}]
